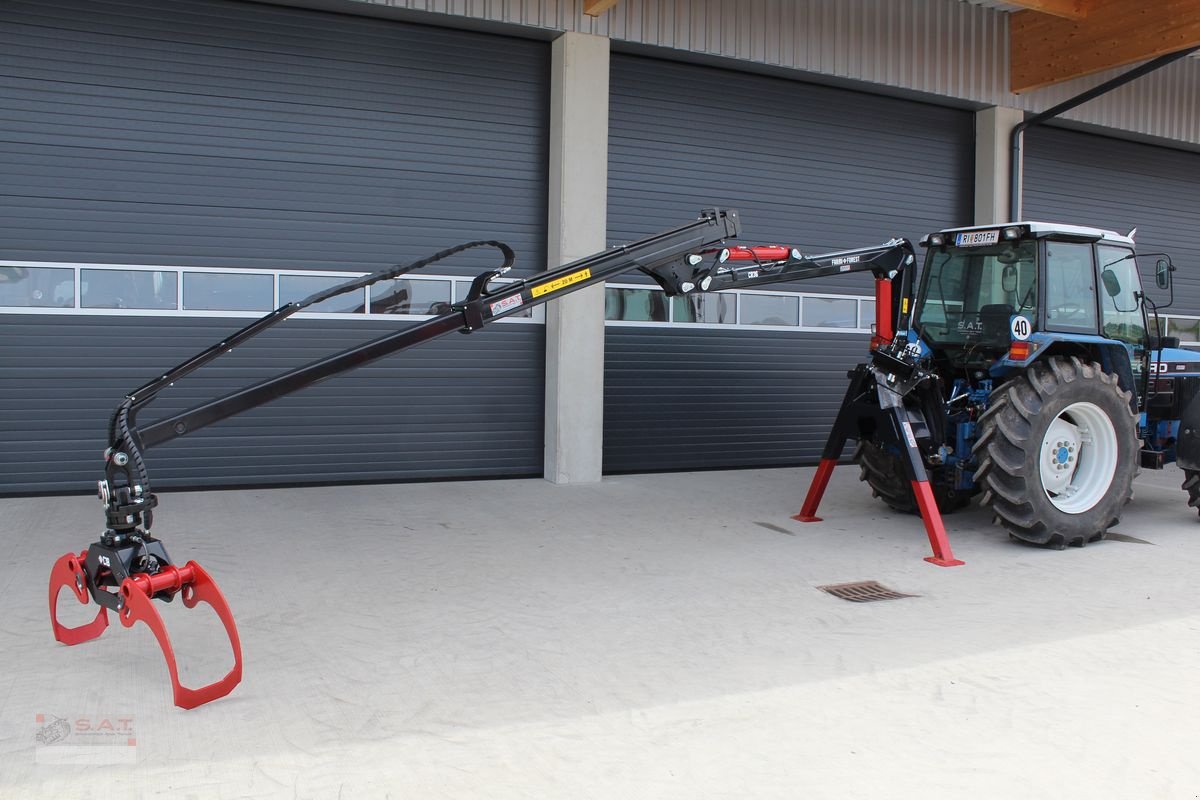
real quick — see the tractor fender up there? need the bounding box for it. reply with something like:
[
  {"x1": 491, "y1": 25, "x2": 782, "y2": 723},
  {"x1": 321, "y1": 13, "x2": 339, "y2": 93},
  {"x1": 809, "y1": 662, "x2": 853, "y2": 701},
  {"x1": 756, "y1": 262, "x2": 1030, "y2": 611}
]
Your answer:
[{"x1": 992, "y1": 334, "x2": 1138, "y2": 411}]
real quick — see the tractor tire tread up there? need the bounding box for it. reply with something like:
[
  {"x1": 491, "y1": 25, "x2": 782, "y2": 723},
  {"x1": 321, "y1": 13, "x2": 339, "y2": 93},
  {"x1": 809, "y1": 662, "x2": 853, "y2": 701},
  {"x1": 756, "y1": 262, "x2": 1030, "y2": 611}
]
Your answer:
[
  {"x1": 973, "y1": 356, "x2": 1138, "y2": 547},
  {"x1": 1183, "y1": 468, "x2": 1200, "y2": 512},
  {"x1": 853, "y1": 440, "x2": 970, "y2": 515}
]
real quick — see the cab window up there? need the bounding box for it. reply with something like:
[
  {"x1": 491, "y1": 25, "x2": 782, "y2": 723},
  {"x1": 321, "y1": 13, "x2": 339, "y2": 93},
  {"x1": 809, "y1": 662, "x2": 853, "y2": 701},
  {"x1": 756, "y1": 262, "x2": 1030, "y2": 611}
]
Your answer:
[
  {"x1": 1097, "y1": 244, "x2": 1146, "y2": 346},
  {"x1": 1044, "y1": 241, "x2": 1098, "y2": 334},
  {"x1": 914, "y1": 240, "x2": 1036, "y2": 346}
]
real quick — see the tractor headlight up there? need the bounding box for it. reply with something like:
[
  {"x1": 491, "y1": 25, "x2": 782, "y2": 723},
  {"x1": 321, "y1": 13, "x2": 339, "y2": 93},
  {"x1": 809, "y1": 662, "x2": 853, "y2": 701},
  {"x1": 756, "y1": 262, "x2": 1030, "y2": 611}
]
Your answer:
[
  {"x1": 929, "y1": 234, "x2": 946, "y2": 247},
  {"x1": 1003, "y1": 226, "x2": 1022, "y2": 240}
]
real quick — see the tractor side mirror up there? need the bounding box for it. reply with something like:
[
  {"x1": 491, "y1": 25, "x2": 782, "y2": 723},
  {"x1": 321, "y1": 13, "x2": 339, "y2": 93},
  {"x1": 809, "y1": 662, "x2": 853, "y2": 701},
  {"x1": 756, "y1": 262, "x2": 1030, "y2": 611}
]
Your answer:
[
  {"x1": 1001, "y1": 263, "x2": 1018, "y2": 293},
  {"x1": 1100, "y1": 268, "x2": 1121, "y2": 298},
  {"x1": 1156, "y1": 258, "x2": 1172, "y2": 290}
]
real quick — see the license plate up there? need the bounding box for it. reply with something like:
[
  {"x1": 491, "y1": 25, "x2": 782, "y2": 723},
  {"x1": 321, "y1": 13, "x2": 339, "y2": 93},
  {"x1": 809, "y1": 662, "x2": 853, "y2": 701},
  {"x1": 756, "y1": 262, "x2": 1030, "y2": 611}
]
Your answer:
[{"x1": 955, "y1": 230, "x2": 999, "y2": 247}]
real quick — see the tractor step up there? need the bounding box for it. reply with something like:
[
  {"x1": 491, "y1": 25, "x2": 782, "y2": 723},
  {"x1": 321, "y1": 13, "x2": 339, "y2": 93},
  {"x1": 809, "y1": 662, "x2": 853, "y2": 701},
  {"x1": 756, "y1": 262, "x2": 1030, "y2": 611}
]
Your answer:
[{"x1": 1140, "y1": 448, "x2": 1166, "y2": 469}]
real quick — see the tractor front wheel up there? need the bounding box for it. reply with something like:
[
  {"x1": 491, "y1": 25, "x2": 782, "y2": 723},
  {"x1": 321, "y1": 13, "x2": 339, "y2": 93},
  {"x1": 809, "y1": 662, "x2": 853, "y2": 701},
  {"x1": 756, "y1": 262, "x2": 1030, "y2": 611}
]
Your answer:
[{"x1": 974, "y1": 356, "x2": 1138, "y2": 547}]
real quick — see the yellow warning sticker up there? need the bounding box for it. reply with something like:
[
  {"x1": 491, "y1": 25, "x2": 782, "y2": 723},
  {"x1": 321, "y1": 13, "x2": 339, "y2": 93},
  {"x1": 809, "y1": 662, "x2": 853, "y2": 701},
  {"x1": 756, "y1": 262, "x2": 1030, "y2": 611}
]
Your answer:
[
  {"x1": 901, "y1": 297, "x2": 909, "y2": 313},
  {"x1": 531, "y1": 268, "x2": 592, "y2": 298}
]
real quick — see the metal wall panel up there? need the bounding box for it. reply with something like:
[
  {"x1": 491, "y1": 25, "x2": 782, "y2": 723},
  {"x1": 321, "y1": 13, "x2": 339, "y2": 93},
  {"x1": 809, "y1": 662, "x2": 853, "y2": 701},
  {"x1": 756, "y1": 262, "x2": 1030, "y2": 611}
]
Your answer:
[
  {"x1": 1023, "y1": 126, "x2": 1200, "y2": 316},
  {"x1": 605, "y1": 328, "x2": 868, "y2": 471},
  {"x1": 0, "y1": 0, "x2": 549, "y2": 275},
  {"x1": 2, "y1": 316, "x2": 544, "y2": 494},
  {"x1": 324, "y1": 0, "x2": 1200, "y2": 147},
  {"x1": 0, "y1": 0, "x2": 549, "y2": 492},
  {"x1": 607, "y1": 56, "x2": 974, "y2": 278},
  {"x1": 604, "y1": 55, "x2": 973, "y2": 472}
]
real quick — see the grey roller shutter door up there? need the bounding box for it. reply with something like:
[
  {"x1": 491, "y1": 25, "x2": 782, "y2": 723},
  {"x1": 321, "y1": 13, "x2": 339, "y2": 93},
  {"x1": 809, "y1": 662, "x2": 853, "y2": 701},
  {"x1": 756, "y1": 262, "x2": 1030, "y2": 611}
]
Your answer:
[
  {"x1": 0, "y1": 0, "x2": 549, "y2": 493},
  {"x1": 605, "y1": 55, "x2": 973, "y2": 472},
  {"x1": 1023, "y1": 126, "x2": 1200, "y2": 315}
]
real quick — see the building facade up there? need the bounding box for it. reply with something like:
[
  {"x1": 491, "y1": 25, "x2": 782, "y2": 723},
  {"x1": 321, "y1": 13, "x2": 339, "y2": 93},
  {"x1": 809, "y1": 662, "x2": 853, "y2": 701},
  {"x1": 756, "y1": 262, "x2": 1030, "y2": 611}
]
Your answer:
[{"x1": 2, "y1": 0, "x2": 1198, "y2": 492}]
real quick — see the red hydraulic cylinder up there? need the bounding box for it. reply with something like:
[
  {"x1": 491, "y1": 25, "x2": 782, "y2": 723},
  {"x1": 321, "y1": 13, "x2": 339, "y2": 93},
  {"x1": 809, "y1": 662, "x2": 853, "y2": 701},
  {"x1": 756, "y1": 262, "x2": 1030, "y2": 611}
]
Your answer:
[
  {"x1": 723, "y1": 245, "x2": 793, "y2": 262},
  {"x1": 873, "y1": 275, "x2": 894, "y2": 344}
]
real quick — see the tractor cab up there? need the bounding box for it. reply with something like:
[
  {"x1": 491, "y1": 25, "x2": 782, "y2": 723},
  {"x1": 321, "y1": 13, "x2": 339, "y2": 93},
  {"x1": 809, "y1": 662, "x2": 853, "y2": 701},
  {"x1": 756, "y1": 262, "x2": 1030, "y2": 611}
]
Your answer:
[{"x1": 913, "y1": 222, "x2": 1159, "y2": 386}]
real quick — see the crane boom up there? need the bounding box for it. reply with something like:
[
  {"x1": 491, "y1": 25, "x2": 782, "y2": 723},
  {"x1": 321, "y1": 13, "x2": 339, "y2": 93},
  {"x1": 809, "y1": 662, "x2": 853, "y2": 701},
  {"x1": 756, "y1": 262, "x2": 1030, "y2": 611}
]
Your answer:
[{"x1": 48, "y1": 208, "x2": 925, "y2": 709}]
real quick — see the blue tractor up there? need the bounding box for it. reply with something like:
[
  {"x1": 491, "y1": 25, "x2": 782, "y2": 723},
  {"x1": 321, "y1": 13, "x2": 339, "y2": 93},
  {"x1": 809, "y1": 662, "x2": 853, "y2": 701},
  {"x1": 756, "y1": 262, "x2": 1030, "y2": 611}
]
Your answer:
[{"x1": 806, "y1": 221, "x2": 1196, "y2": 551}]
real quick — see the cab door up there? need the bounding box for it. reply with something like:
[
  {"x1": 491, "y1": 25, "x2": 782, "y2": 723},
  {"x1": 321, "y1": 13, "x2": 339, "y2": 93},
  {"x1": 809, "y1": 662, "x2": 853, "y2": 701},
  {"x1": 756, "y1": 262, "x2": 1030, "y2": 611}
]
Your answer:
[
  {"x1": 1042, "y1": 240, "x2": 1100, "y2": 335},
  {"x1": 1097, "y1": 242, "x2": 1150, "y2": 403}
]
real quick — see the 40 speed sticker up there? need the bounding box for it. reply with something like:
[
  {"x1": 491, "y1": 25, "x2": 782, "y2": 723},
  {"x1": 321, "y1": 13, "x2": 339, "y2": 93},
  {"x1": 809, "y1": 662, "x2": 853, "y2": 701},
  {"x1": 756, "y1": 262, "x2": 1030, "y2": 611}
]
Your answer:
[
  {"x1": 531, "y1": 268, "x2": 591, "y2": 298},
  {"x1": 1010, "y1": 315, "x2": 1032, "y2": 341}
]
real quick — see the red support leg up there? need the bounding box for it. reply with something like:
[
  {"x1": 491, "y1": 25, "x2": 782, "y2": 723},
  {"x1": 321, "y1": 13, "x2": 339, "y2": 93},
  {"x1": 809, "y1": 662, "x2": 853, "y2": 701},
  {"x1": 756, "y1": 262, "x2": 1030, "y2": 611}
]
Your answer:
[
  {"x1": 794, "y1": 458, "x2": 837, "y2": 522},
  {"x1": 910, "y1": 480, "x2": 965, "y2": 567}
]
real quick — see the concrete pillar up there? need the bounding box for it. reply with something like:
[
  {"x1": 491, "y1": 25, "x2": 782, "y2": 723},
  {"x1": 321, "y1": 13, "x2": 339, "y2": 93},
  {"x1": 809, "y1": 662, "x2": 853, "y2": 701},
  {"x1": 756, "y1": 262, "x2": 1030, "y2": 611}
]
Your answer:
[
  {"x1": 974, "y1": 106, "x2": 1026, "y2": 225},
  {"x1": 544, "y1": 32, "x2": 610, "y2": 484}
]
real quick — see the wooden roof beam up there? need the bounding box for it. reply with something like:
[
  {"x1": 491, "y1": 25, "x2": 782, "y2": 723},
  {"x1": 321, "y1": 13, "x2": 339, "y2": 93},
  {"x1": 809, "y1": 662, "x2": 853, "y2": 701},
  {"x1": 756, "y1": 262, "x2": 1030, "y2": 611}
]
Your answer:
[
  {"x1": 1005, "y1": 0, "x2": 1092, "y2": 21},
  {"x1": 583, "y1": 0, "x2": 620, "y2": 16},
  {"x1": 1010, "y1": 0, "x2": 1200, "y2": 92}
]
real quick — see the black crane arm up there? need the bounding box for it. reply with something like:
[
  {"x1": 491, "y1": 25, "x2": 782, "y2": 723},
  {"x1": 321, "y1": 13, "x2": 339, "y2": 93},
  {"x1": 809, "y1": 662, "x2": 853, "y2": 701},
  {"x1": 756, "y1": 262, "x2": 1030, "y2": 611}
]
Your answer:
[
  {"x1": 698, "y1": 238, "x2": 915, "y2": 292},
  {"x1": 102, "y1": 218, "x2": 922, "y2": 540},
  {"x1": 673, "y1": 237, "x2": 919, "y2": 338},
  {"x1": 97, "y1": 208, "x2": 741, "y2": 538}
]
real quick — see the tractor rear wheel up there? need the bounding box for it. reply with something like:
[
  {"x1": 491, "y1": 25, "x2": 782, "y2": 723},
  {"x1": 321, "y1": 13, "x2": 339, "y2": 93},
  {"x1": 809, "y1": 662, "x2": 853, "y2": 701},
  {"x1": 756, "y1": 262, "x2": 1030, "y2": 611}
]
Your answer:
[
  {"x1": 854, "y1": 439, "x2": 971, "y2": 515},
  {"x1": 974, "y1": 356, "x2": 1138, "y2": 548},
  {"x1": 1182, "y1": 469, "x2": 1200, "y2": 515}
]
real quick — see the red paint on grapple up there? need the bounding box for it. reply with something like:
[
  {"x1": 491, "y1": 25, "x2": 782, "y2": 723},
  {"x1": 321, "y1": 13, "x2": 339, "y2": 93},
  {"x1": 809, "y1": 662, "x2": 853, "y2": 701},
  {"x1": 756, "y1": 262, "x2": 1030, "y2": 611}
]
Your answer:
[
  {"x1": 49, "y1": 550, "x2": 109, "y2": 645},
  {"x1": 49, "y1": 554, "x2": 243, "y2": 709}
]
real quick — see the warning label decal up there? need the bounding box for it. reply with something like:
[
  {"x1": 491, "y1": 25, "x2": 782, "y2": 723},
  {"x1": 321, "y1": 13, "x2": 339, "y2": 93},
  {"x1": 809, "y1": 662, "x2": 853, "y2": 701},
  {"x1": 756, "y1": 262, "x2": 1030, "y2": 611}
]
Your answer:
[{"x1": 530, "y1": 268, "x2": 592, "y2": 298}]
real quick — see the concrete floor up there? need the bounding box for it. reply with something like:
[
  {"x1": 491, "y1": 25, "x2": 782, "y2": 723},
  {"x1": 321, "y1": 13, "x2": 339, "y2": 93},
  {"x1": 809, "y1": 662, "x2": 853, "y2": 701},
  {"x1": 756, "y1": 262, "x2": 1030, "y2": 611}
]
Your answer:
[{"x1": 4, "y1": 464, "x2": 1200, "y2": 799}]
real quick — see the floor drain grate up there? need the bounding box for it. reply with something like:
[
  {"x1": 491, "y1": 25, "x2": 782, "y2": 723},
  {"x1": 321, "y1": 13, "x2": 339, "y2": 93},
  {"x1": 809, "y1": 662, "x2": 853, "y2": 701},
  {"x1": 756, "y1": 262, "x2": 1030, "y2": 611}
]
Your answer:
[{"x1": 817, "y1": 580, "x2": 917, "y2": 603}]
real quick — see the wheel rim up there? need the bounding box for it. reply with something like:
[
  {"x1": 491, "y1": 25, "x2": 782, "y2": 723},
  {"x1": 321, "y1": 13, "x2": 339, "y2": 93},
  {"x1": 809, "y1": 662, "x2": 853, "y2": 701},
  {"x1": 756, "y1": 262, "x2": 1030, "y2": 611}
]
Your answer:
[{"x1": 1038, "y1": 401, "x2": 1118, "y2": 514}]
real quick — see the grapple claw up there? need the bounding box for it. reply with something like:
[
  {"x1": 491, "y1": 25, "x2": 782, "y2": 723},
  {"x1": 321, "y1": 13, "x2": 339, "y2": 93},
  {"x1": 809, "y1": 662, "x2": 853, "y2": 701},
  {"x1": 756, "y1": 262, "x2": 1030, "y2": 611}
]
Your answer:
[
  {"x1": 49, "y1": 550, "x2": 109, "y2": 645},
  {"x1": 118, "y1": 561, "x2": 243, "y2": 710}
]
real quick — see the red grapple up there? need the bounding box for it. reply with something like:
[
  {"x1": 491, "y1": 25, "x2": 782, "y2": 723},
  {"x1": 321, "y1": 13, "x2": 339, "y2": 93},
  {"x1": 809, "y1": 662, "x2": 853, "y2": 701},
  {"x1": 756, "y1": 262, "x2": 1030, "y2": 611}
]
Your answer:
[
  {"x1": 48, "y1": 551, "x2": 108, "y2": 646},
  {"x1": 49, "y1": 554, "x2": 243, "y2": 709}
]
